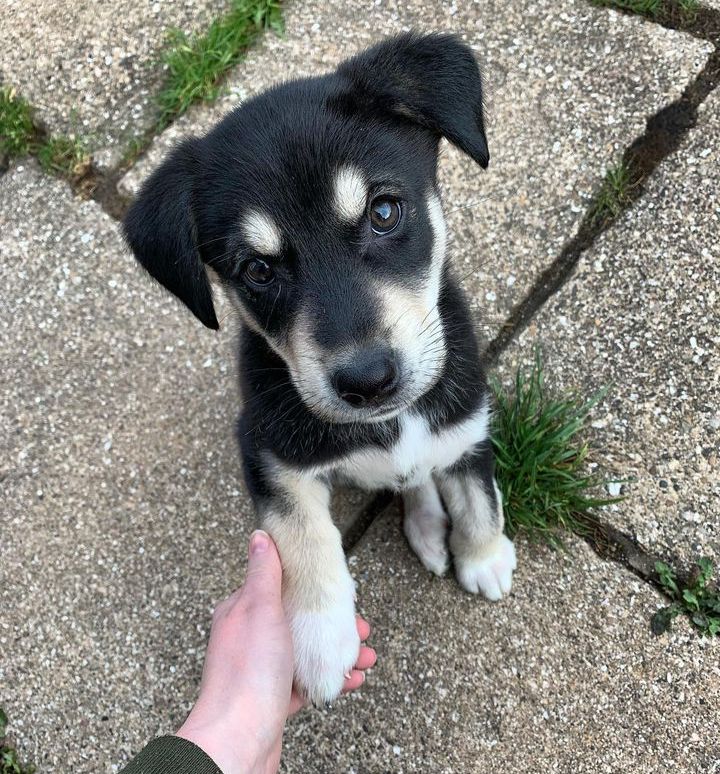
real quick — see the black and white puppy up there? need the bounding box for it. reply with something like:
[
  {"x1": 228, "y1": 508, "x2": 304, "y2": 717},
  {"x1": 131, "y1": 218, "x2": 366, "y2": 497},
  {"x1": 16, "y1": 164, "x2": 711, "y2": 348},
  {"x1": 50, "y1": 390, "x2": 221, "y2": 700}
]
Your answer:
[{"x1": 124, "y1": 32, "x2": 516, "y2": 705}]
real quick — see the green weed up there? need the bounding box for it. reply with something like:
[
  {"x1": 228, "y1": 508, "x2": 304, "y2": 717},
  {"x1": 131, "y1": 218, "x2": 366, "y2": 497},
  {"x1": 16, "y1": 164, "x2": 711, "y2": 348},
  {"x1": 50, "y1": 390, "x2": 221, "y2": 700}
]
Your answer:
[
  {"x1": 652, "y1": 558, "x2": 720, "y2": 636},
  {"x1": 491, "y1": 352, "x2": 621, "y2": 546},
  {"x1": 588, "y1": 162, "x2": 633, "y2": 226},
  {"x1": 0, "y1": 709, "x2": 35, "y2": 774},
  {"x1": 591, "y1": 0, "x2": 700, "y2": 24},
  {"x1": 678, "y1": 0, "x2": 699, "y2": 22},
  {"x1": 156, "y1": 0, "x2": 284, "y2": 129},
  {"x1": 591, "y1": 0, "x2": 663, "y2": 16},
  {"x1": 36, "y1": 135, "x2": 90, "y2": 179},
  {"x1": 0, "y1": 88, "x2": 35, "y2": 159}
]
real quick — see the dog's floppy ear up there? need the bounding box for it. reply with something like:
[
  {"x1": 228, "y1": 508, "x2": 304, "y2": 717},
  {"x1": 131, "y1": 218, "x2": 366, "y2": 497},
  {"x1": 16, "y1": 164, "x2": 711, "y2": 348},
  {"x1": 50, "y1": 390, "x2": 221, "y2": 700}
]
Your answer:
[
  {"x1": 338, "y1": 32, "x2": 489, "y2": 168},
  {"x1": 123, "y1": 138, "x2": 219, "y2": 330}
]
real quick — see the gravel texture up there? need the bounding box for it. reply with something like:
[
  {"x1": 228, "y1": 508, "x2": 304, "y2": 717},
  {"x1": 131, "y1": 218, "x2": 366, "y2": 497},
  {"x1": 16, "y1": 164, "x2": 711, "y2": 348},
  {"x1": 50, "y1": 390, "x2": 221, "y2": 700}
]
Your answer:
[
  {"x1": 0, "y1": 163, "x2": 361, "y2": 772},
  {"x1": 0, "y1": 0, "x2": 227, "y2": 150},
  {"x1": 118, "y1": 0, "x2": 711, "y2": 343},
  {"x1": 281, "y1": 504, "x2": 720, "y2": 774},
  {"x1": 496, "y1": 89, "x2": 720, "y2": 569}
]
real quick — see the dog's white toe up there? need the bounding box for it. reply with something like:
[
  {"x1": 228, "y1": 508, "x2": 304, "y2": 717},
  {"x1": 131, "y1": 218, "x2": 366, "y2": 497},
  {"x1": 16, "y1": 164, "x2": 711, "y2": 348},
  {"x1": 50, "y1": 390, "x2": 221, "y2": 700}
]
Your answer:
[
  {"x1": 454, "y1": 534, "x2": 517, "y2": 600},
  {"x1": 289, "y1": 601, "x2": 360, "y2": 706},
  {"x1": 403, "y1": 482, "x2": 449, "y2": 576}
]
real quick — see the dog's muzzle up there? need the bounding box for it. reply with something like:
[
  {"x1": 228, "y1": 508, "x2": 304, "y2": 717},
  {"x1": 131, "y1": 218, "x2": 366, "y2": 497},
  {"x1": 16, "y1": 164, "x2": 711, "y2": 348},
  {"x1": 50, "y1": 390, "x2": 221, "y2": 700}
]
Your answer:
[{"x1": 331, "y1": 346, "x2": 399, "y2": 408}]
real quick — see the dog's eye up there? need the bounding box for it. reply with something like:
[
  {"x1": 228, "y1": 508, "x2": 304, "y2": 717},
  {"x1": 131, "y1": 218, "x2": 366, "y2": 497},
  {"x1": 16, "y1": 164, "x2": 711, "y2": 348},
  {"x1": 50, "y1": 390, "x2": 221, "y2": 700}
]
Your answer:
[
  {"x1": 369, "y1": 198, "x2": 401, "y2": 235},
  {"x1": 242, "y1": 258, "x2": 275, "y2": 287}
]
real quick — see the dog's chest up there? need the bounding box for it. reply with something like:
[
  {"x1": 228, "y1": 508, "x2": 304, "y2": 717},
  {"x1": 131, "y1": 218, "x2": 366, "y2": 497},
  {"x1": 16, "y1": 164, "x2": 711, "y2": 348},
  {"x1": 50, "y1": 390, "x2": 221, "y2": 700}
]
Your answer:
[{"x1": 336, "y1": 405, "x2": 488, "y2": 491}]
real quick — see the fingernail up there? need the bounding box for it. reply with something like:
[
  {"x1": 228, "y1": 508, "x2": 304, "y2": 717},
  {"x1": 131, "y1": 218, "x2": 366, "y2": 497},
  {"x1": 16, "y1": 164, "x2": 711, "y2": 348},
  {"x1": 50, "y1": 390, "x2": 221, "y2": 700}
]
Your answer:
[{"x1": 250, "y1": 530, "x2": 269, "y2": 555}]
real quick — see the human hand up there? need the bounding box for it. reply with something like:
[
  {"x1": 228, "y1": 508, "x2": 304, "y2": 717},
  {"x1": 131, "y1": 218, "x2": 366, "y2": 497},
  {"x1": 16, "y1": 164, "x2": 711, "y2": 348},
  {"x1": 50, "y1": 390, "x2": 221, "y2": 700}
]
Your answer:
[{"x1": 176, "y1": 530, "x2": 376, "y2": 774}]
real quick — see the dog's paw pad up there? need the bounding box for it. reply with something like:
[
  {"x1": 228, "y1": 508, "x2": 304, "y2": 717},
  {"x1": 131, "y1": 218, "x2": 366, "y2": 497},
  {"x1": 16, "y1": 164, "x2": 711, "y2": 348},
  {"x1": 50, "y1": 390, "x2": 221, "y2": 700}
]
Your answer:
[
  {"x1": 290, "y1": 604, "x2": 360, "y2": 706},
  {"x1": 455, "y1": 534, "x2": 516, "y2": 600}
]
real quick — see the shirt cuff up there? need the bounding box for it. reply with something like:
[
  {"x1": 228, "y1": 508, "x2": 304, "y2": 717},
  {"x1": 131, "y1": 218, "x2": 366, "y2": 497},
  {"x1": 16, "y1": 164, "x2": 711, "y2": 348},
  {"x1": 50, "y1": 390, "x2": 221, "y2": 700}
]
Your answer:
[{"x1": 119, "y1": 735, "x2": 224, "y2": 774}]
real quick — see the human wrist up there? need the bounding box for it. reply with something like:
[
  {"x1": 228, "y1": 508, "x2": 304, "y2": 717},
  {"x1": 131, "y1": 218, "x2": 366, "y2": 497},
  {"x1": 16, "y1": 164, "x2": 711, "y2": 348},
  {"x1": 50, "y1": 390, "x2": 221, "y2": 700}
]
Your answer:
[{"x1": 176, "y1": 711, "x2": 264, "y2": 774}]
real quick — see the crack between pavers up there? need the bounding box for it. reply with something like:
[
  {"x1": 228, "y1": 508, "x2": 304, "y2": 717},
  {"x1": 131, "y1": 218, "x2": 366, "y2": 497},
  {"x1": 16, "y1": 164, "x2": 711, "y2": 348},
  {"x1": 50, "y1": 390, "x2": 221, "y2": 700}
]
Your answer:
[
  {"x1": 342, "y1": 492, "x2": 395, "y2": 553},
  {"x1": 484, "y1": 46, "x2": 720, "y2": 367},
  {"x1": 477, "y1": 24, "x2": 720, "y2": 598}
]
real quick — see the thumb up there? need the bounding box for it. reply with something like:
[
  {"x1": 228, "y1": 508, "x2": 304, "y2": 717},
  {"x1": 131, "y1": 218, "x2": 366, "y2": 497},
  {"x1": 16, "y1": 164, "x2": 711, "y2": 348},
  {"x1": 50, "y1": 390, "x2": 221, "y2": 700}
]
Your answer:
[{"x1": 242, "y1": 529, "x2": 283, "y2": 607}]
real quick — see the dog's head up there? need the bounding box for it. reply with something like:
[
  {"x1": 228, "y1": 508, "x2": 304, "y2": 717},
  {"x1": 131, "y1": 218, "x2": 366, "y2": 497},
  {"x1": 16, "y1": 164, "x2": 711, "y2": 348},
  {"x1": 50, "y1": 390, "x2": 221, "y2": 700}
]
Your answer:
[{"x1": 124, "y1": 32, "x2": 488, "y2": 423}]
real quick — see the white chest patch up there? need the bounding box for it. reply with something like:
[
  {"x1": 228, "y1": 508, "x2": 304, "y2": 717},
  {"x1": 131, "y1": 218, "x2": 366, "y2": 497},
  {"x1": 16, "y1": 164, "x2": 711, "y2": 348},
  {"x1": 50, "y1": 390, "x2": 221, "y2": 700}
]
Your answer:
[{"x1": 333, "y1": 403, "x2": 490, "y2": 491}]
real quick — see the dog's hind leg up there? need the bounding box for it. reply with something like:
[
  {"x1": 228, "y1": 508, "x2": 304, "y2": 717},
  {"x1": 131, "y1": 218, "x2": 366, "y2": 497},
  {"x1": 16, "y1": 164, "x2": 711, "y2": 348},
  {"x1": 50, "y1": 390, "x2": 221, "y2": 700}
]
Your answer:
[
  {"x1": 402, "y1": 480, "x2": 449, "y2": 576},
  {"x1": 434, "y1": 443, "x2": 516, "y2": 600}
]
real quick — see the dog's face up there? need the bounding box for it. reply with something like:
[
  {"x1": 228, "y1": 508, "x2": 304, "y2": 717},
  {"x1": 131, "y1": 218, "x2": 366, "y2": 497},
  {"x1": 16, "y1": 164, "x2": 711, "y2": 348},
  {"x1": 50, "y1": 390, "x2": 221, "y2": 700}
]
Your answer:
[{"x1": 124, "y1": 33, "x2": 489, "y2": 424}]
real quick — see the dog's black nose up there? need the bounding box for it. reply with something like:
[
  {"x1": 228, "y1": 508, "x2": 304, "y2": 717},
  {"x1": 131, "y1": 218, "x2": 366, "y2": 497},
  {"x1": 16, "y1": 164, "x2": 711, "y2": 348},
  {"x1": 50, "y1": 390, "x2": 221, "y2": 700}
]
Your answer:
[{"x1": 332, "y1": 348, "x2": 399, "y2": 407}]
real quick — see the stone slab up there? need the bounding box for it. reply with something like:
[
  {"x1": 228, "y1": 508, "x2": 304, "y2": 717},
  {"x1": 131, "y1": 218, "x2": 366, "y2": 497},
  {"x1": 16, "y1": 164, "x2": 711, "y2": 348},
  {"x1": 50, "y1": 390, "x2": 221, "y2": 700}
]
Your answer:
[
  {"x1": 0, "y1": 163, "x2": 360, "y2": 773},
  {"x1": 496, "y1": 89, "x2": 720, "y2": 569},
  {"x1": 0, "y1": 0, "x2": 226, "y2": 150},
  {"x1": 119, "y1": 0, "x2": 711, "y2": 343},
  {"x1": 281, "y1": 504, "x2": 720, "y2": 773}
]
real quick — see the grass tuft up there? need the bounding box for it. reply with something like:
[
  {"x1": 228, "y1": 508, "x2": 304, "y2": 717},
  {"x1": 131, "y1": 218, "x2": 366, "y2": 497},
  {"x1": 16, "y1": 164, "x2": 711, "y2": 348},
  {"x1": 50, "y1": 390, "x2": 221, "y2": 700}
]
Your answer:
[
  {"x1": 591, "y1": 0, "x2": 663, "y2": 16},
  {"x1": 36, "y1": 135, "x2": 90, "y2": 179},
  {"x1": 491, "y1": 351, "x2": 621, "y2": 547},
  {"x1": 0, "y1": 709, "x2": 35, "y2": 774},
  {"x1": 588, "y1": 162, "x2": 633, "y2": 226},
  {"x1": 678, "y1": 0, "x2": 699, "y2": 21},
  {"x1": 652, "y1": 558, "x2": 720, "y2": 636},
  {"x1": 0, "y1": 87, "x2": 35, "y2": 159},
  {"x1": 156, "y1": 0, "x2": 284, "y2": 129},
  {"x1": 591, "y1": 0, "x2": 700, "y2": 24}
]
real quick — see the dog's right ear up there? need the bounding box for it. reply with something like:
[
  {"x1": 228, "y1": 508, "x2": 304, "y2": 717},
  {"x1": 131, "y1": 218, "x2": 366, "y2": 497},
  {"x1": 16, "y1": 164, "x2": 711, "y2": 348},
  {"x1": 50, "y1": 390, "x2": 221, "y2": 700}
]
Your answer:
[{"x1": 123, "y1": 138, "x2": 219, "y2": 330}]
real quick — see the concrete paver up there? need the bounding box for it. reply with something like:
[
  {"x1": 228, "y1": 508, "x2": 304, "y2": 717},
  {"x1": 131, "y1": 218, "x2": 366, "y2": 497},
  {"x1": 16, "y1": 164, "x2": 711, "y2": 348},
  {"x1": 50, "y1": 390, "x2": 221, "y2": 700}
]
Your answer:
[
  {"x1": 0, "y1": 0, "x2": 226, "y2": 150},
  {"x1": 119, "y1": 0, "x2": 711, "y2": 342},
  {"x1": 0, "y1": 163, "x2": 360, "y2": 772},
  {"x1": 2, "y1": 1, "x2": 719, "y2": 772},
  {"x1": 282, "y1": 505, "x2": 720, "y2": 773},
  {"x1": 0, "y1": 162, "x2": 247, "y2": 772},
  {"x1": 496, "y1": 89, "x2": 720, "y2": 568}
]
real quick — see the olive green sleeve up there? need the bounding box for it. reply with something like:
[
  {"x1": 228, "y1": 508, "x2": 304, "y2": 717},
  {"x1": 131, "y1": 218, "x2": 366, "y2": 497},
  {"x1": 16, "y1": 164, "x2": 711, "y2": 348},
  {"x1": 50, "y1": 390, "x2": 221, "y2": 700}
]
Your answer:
[{"x1": 119, "y1": 735, "x2": 224, "y2": 774}]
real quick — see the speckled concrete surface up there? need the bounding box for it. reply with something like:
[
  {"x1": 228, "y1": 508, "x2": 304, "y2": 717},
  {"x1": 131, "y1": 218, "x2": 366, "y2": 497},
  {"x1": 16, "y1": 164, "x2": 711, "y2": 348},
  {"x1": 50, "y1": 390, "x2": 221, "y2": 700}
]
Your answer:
[
  {"x1": 281, "y1": 505, "x2": 720, "y2": 774},
  {"x1": 496, "y1": 89, "x2": 720, "y2": 569},
  {"x1": 0, "y1": 0, "x2": 227, "y2": 150},
  {"x1": 0, "y1": 163, "x2": 363, "y2": 773},
  {"x1": 118, "y1": 0, "x2": 711, "y2": 342}
]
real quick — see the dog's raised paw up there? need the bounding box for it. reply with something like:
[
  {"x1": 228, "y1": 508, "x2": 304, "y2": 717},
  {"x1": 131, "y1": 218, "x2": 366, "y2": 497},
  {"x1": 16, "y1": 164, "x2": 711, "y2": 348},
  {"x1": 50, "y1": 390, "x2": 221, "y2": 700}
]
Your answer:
[
  {"x1": 289, "y1": 602, "x2": 360, "y2": 706},
  {"x1": 454, "y1": 534, "x2": 517, "y2": 600}
]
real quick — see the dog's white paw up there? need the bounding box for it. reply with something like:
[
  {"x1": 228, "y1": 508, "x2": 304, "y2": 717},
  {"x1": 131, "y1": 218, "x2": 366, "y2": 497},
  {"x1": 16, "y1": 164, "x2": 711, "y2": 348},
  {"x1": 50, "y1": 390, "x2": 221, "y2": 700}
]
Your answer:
[
  {"x1": 289, "y1": 600, "x2": 360, "y2": 706},
  {"x1": 454, "y1": 534, "x2": 517, "y2": 600},
  {"x1": 403, "y1": 483, "x2": 449, "y2": 576}
]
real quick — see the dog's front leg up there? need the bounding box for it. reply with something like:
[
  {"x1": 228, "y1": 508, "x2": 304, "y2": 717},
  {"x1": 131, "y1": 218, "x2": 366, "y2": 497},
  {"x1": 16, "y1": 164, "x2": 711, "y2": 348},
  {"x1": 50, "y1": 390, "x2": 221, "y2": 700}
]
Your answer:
[
  {"x1": 435, "y1": 443, "x2": 516, "y2": 600},
  {"x1": 256, "y1": 464, "x2": 359, "y2": 706}
]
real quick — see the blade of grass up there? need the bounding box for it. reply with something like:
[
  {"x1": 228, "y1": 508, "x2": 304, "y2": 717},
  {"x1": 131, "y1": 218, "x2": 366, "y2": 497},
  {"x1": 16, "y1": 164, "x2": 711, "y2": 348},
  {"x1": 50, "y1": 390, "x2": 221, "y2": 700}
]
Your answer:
[
  {"x1": 156, "y1": 0, "x2": 284, "y2": 129},
  {"x1": 491, "y1": 350, "x2": 622, "y2": 545}
]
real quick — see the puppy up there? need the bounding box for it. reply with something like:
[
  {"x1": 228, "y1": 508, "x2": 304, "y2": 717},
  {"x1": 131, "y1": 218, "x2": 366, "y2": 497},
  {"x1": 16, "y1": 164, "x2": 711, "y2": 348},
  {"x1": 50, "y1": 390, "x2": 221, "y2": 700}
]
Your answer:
[{"x1": 124, "y1": 32, "x2": 516, "y2": 706}]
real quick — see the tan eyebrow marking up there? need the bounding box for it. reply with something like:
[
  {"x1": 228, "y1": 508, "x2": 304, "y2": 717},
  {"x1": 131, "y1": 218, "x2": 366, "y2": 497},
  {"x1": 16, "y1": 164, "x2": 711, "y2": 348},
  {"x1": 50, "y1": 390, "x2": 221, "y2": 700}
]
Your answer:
[
  {"x1": 241, "y1": 209, "x2": 282, "y2": 255},
  {"x1": 333, "y1": 165, "x2": 368, "y2": 222}
]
